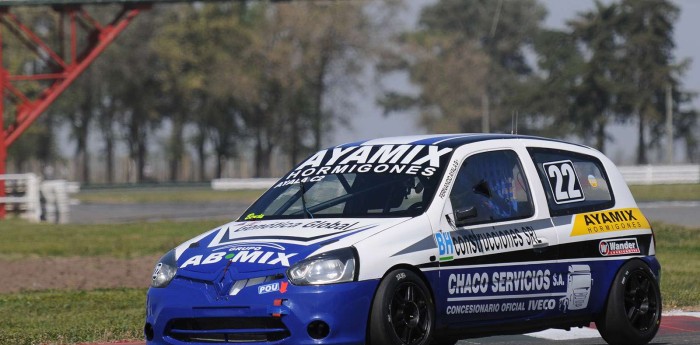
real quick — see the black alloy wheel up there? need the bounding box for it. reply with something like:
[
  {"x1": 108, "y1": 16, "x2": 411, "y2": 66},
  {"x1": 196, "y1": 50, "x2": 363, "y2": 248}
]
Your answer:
[
  {"x1": 369, "y1": 269, "x2": 435, "y2": 345},
  {"x1": 623, "y1": 268, "x2": 660, "y2": 333},
  {"x1": 597, "y1": 260, "x2": 662, "y2": 345},
  {"x1": 389, "y1": 281, "x2": 430, "y2": 344}
]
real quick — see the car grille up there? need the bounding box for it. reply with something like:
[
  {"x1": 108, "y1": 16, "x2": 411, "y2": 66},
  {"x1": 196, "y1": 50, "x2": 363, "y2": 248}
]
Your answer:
[{"x1": 167, "y1": 317, "x2": 290, "y2": 343}]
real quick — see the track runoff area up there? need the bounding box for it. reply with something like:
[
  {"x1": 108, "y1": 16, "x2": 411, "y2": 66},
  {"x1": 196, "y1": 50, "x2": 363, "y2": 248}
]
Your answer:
[{"x1": 88, "y1": 311, "x2": 700, "y2": 345}]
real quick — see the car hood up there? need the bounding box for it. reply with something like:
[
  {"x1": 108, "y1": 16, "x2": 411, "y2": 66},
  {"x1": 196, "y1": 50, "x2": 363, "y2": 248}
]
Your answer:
[{"x1": 173, "y1": 218, "x2": 407, "y2": 275}]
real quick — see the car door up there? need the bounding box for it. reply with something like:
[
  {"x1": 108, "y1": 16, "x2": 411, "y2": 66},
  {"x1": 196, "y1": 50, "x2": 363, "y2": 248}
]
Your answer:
[{"x1": 433, "y1": 148, "x2": 560, "y2": 325}]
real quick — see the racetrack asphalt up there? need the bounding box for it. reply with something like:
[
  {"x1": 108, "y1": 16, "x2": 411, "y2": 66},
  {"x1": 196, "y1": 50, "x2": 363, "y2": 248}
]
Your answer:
[{"x1": 638, "y1": 201, "x2": 700, "y2": 228}]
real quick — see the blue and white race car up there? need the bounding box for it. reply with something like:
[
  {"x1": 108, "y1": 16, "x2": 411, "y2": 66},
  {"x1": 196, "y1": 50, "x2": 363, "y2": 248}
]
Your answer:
[{"x1": 145, "y1": 134, "x2": 661, "y2": 345}]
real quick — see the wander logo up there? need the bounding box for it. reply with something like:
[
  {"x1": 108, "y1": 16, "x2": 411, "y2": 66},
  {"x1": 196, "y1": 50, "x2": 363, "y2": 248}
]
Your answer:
[
  {"x1": 599, "y1": 238, "x2": 641, "y2": 256},
  {"x1": 570, "y1": 208, "x2": 650, "y2": 236}
]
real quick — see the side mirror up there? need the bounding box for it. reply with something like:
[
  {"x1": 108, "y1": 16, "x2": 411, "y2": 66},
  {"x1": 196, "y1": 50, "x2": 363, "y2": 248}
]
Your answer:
[{"x1": 454, "y1": 206, "x2": 477, "y2": 226}]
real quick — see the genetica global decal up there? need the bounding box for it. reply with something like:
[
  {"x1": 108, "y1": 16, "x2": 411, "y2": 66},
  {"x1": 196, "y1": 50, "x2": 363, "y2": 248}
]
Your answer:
[{"x1": 277, "y1": 145, "x2": 453, "y2": 186}]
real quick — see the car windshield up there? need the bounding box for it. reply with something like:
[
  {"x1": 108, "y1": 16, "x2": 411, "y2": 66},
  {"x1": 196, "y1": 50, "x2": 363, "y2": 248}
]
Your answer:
[{"x1": 239, "y1": 144, "x2": 453, "y2": 220}]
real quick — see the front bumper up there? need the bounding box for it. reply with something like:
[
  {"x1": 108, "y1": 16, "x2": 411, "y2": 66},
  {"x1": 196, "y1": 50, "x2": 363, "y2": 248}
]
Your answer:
[{"x1": 145, "y1": 276, "x2": 379, "y2": 345}]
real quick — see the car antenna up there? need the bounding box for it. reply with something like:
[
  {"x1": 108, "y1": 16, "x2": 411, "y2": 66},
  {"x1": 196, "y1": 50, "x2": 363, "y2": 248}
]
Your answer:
[{"x1": 511, "y1": 110, "x2": 519, "y2": 135}]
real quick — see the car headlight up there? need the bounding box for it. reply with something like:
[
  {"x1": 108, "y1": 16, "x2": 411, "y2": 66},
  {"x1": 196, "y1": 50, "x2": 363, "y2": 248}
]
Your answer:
[
  {"x1": 287, "y1": 247, "x2": 358, "y2": 286},
  {"x1": 151, "y1": 249, "x2": 177, "y2": 288}
]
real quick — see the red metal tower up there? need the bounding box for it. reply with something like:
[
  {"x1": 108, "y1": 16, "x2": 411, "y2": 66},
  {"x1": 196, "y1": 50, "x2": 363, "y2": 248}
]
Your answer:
[
  {"x1": 0, "y1": 0, "x2": 150, "y2": 218},
  {"x1": 0, "y1": 0, "x2": 258, "y2": 219}
]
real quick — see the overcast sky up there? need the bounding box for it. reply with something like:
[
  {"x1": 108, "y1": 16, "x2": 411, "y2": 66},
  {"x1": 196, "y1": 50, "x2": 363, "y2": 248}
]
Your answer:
[
  {"x1": 544, "y1": 0, "x2": 700, "y2": 102},
  {"x1": 331, "y1": 0, "x2": 699, "y2": 164}
]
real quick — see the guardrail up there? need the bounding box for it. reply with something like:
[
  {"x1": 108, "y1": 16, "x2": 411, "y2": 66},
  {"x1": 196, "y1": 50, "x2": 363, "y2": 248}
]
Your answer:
[
  {"x1": 211, "y1": 178, "x2": 279, "y2": 190},
  {"x1": 618, "y1": 165, "x2": 700, "y2": 185}
]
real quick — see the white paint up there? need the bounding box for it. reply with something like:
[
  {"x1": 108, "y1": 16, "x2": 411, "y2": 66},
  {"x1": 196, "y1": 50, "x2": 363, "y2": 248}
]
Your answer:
[
  {"x1": 526, "y1": 326, "x2": 601, "y2": 340},
  {"x1": 527, "y1": 312, "x2": 700, "y2": 340},
  {"x1": 665, "y1": 310, "x2": 700, "y2": 318}
]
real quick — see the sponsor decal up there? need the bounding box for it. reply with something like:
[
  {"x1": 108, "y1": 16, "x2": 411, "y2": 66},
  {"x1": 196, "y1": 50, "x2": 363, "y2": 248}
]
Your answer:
[
  {"x1": 180, "y1": 250, "x2": 298, "y2": 268},
  {"x1": 273, "y1": 175, "x2": 325, "y2": 188},
  {"x1": 445, "y1": 264, "x2": 592, "y2": 315},
  {"x1": 529, "y1": 298, "x2": 557, "y2": 311},
  {"x1": 218, "y1": 243, "x2": 286, "y2": 252},
  {"x1": 258, "y1": 281, "x2": 288, "y2": 294},
  {"x1": 439, "y1": 226, "x2": 539, "y2": 258},
  {"x1": 571, "y1": 208, "x2": 650, "y2": 236},
  {"x1": 301, "y1": 220, "x2": 360, "y2": 231},
  {"x1": 446, "y1": 302, "x2": 526, "y2": 315},
  {"x1": 599, "y1": 238, "x2": 641, "y2": 256},
  {"x1": 439, "y1": 159, "x2": 460, "y2": 199},
  {"x1": 233, "y1": 222, "x2": 305, "y2": 233},
  {"x1": 278, "y1": 145, "x2": 453, "y2": 185},
  {"x1": 434, "y1": 232, "x2": 454, "y2": 261},
  {"x1": 559, "y1": 265, "x2": 592, "y2": 312},
  {"x1": 446, "y1": 299, "x2": 560, "y2": 315},
  {"x1": 208, "y1": 221, "x2": 368, "y2": 248},
  {"x1": 447, "y1": 303, "x2": 501, "y2": 315},
  {"x1": 447, "y1": 269, "x2": 551, "y2": 296},
  {"x1": 587, "y1": 174, "x2": 598, "y2": 188},
  {"x1": 244, "y1": 213, "x2": 264, "y2": 220}
]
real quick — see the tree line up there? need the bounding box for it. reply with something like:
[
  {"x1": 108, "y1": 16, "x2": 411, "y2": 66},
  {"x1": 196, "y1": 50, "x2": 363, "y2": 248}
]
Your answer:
[{"x1": 5, "y1": 0, "x2": 697, "y2": 184}]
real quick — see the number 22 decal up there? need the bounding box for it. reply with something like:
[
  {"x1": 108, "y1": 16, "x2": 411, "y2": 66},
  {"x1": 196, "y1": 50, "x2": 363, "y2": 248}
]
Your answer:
[{"x1": 543, "y1": 160, "x2": 585, "y2": 204}]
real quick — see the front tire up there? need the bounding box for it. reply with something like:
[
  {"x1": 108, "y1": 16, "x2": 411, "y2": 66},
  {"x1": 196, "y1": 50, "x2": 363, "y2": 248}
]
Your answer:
[
  {"x1": 596, "y1": 260, "x2": 661, "y2": 345},
  {"x1": 369, "y1": 269, "x2": 435, "y2": 345}
]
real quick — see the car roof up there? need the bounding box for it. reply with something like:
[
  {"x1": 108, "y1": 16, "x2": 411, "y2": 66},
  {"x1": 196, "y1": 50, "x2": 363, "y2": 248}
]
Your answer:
[{"x1": 333, "y1": 133, "x2": 590, "y2": 150}]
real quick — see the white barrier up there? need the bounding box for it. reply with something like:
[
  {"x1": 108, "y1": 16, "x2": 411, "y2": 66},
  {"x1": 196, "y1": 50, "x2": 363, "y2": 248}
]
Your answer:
[
  {"x1": 211, "y1": 178, "x2": 279, "y2": 190},
  {"x1": 0, "y1": 174, "x2": 80, "y2": 223},
  {"x1": 40, "y1": 180, "x2": 77, "y2": 223},
  {"x1": 0, "y1": 173, "x2": 41, "y2": 222},
  {"x1": 618, "y1": 165, "x2": 700, "y2": 185}
]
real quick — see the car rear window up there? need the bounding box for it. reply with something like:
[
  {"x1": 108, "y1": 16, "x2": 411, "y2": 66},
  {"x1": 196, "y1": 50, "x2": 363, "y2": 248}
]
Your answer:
[{"x1": 528, "y1": 148, "x2": 614, "y2": 216}]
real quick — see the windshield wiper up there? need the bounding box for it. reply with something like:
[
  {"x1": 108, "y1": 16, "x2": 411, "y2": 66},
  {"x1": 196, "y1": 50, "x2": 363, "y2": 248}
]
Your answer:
[{"x1": 299, "y1": 181, "x2": 314, "y2": 219}]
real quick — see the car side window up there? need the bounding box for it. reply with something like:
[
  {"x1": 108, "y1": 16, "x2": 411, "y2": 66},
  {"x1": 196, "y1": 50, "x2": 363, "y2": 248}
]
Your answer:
[
  {"x1": 449, "y1": 150, "x2": 534, "y2": 226},
  {"x1": 528, "y1": 148, "x2": 614, "y2": 216}
]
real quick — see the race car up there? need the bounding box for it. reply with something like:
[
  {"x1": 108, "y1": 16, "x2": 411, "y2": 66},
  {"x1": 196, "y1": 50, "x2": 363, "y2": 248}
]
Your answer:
[{"x1": 145, "y1": 134, "x2": 661, "y2": 345}]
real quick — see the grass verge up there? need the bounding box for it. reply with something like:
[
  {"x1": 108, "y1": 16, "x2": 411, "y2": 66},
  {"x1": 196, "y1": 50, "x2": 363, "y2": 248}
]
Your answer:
[
  {"x1": 0, "y1": 219, "x2": 219, "y2": 258},
  {"x1": 654, "y1": 222, "x2": 700, "y2": 309},
  {"x1": 0, "y1": 288, "x2": 145, "y2": 345},
  {"x1": 629, "y1": 183, "x2": 700, "y2": 202}
]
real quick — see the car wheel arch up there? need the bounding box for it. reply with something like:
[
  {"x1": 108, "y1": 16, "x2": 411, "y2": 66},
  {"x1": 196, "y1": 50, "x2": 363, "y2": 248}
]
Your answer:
[
  {"x1": 364, "y1": 263, "x2": 438, "y2": 343},
  {"x1": 596, "y1": 258, "x2": 662, "y2": 345},
  {"x1": 599, "y1": 258, "x2": 657, "y2": 311}
]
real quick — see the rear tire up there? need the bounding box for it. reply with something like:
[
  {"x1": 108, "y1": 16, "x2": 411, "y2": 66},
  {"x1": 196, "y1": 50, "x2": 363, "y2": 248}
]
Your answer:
[
  {"x1": 369, "y1": 269, "x2": 435, "y2": 345},
  {"x1": 596, "y1": 260, "x2": 661, "y2": 345}
]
